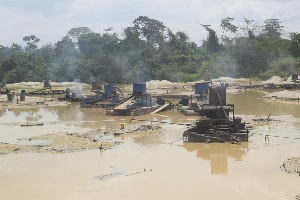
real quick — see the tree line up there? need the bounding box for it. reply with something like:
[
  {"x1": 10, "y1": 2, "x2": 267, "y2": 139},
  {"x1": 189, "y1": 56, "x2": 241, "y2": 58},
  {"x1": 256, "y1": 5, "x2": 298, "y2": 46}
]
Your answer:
[{"x1": 0, "y1": 16, "x2": 299, "y2": 84}]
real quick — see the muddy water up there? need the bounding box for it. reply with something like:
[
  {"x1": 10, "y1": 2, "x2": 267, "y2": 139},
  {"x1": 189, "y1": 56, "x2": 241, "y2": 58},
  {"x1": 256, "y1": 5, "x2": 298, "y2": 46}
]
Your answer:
[
  {"x1": 230, "y1": 90, "x2": 300, "y2": 117},
  {"x1": 0, "y1": 104, "x2": 134, "y2": 144},
  {"x1": 1, "y1": 90, "x2": 300, "y2": 200}
]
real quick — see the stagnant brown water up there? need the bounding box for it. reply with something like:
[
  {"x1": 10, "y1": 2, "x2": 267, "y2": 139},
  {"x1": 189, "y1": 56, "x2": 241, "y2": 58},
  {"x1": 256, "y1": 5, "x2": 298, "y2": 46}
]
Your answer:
[{"x1": 1, "y1": 90, "x2": 300, "y2": 200}]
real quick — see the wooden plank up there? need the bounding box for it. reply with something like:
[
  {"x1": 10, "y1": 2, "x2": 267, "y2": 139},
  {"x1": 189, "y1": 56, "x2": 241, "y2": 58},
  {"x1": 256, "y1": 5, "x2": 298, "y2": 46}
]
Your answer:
[
  {"x1": 114, "y1": 96, "x2": 135, "y2": 110},
  {"x1": 150, "y1": 103, "x2": 169, "y2": 114}
]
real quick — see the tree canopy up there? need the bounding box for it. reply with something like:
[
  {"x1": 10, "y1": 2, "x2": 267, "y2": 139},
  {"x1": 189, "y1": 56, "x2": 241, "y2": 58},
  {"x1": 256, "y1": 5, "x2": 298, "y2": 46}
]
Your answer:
[{"x1": 0, "y1": 16, "x2": 299, "y2": 84}]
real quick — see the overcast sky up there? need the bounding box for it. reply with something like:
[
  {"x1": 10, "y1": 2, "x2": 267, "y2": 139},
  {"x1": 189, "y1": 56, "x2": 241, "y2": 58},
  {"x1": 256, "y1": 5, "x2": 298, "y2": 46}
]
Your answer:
[{"x1": 1, "y1": 0, "x2": 299, "y2": 47}]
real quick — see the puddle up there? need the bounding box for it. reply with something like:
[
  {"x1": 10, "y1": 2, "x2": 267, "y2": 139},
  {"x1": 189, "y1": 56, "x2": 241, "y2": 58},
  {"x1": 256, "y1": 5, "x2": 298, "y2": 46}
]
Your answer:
[
  {"x1": 0, "y1": 91, "x2": 300, "y2": 200},
  {"x1": 95, "y1": 172, "x2": 124, "y2": 181},
  {"x1": 16, "y1": 139, "x2": 53, "y2": 146}
]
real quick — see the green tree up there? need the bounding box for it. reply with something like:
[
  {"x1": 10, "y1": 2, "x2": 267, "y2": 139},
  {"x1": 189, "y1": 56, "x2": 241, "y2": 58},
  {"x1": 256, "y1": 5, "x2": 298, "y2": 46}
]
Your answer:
[
  {"x1": 199, "y1": 24, "x2": 222, "y2": 53},
  {"x1": 37, "y1": 44, "x2": 55, "y2": 63},
  {"x1": 121, "y1": 27, "x2": 144, "y2": 51},
  {"x1": 49, "y1": 36, "x2": 79, "y2": 82},
  {"x1": 133, "y1": 16, "x2": 167, "y2": 47},
  {"x1": 258, "y1": 57, "x2": 296, "y2": 79},
  {"x1": 261, "y1": 19, "x2": 284, "y2": 39},
  {"x1": 54, "y1": 36, "x2": 77, "y2": 58},
  {"x1": 220, "y1": 17, "x2": 238, "y2": 34},
  {"x1": 240, "y1": 18, "x2": 261, "y2": 39},
  {"x1": 10, "y1": 43, "x2": 24, "y2": 55},
  {"x1": 220, "y1": 17, "x2": 238, "y2": 43},
  {"x1": 230, "y1": 37, "x2": 270, "y2": 77},
  {"x1": 23, "y1": 35, "x2": 40, "y2": 50},
  {"x1": 288, "y1": 32, "x2": 300, "y2": 58},
  {"x1": 78, "y1": 32, "x2": 103, "y2": 57},
  {"x1": 0, "y1": 16, "x2": 297, "y2": 84},
  {"x1": 68, "y1": 27, "x2": 92, "y2": 41}
]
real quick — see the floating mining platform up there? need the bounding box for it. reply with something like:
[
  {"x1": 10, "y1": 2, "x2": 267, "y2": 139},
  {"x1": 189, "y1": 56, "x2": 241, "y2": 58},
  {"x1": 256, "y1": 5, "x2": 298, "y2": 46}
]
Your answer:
[
  {"x1": 106, "y1": 83, "x2": 172, "y2": 116},
  {"x1": 183, "y1": 85, "x2": 249, "y2": 143},
  {"x1": 177, "y1": 81, "x2": 210, "y2": 116},
  {"x1": 80, "y1": 84, "x2": 124, "y2": 108}
]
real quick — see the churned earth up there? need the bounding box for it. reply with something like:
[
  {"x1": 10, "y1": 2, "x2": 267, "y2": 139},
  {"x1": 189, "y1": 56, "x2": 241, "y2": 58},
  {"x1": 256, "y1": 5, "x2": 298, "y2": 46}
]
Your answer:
[
  {"x1": 1, "y1": 77, "x2": 300, "y2": 200},
  {"x1": 0, "y1": 124, "x2": 162, "y2": 155}
]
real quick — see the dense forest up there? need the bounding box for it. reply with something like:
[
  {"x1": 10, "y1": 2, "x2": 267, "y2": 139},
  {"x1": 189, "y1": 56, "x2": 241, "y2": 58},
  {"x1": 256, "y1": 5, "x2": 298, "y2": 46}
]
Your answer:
[{"x1": 0, "y1": 16, "x2": 300, "y2": 84}]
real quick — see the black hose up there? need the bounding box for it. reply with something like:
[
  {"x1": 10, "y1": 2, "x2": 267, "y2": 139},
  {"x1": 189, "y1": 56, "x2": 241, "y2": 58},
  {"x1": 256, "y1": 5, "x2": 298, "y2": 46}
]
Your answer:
[
  {"x1": 129, "y1": 118, "x2": 191, "y2": 126},
  {"x1": 216, "y1": 93, "x2": 231, "y2": 122}
]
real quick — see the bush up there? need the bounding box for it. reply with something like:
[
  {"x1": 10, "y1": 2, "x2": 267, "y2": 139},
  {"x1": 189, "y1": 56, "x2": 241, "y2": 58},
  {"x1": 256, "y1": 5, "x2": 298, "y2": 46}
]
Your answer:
[
  {"x1": 176, "y1": 72, "x2": 201, "y2": 82},
  {"x1": 270, "y1": 57, "x2": 296, "y2": 76}
]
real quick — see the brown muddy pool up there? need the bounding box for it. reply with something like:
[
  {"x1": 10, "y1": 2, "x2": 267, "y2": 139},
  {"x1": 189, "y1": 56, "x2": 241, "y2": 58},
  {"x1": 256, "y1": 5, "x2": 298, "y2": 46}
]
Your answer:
[{"x1": 0, "y1": 90, "x2": 300, "y2": 200}]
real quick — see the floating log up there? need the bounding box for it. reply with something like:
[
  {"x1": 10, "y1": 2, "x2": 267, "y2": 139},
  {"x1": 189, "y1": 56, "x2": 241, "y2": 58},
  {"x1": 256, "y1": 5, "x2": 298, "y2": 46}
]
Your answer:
[{"x1": 21, "y1": 123, "x2": 44, "y2": 127}]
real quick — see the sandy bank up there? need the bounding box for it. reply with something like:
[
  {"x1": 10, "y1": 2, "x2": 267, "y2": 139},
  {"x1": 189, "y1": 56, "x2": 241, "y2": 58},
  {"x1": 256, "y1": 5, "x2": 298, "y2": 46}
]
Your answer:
[
  {"x1": 0, "y1": 124, "x2": 162, "y2": 155},
  {"x1": 0, "y1": 95, "x2": 70, "y2": 110},
  {"x1": 1, "y1": 81, "x2": 93, "y2": 110},
  {"x1": 262, "y1": 90, "x2": 300, "y2": 101},
  {"x1": 281, "y1": 157, "x2": 300, "y2": 175}
]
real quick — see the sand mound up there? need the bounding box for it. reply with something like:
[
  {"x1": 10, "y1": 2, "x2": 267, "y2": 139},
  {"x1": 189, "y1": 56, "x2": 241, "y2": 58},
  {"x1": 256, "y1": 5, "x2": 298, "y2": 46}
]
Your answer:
[
  {"x1": 281, "y1": 157, "x2": 300, "y2": 174},
  {"x1": 146, "y1": 80, "x2": 174, "y2": 89},
  {"x1": 262, "y1": 75, "x2": 294, "y2": 85},
  {"x1": 263, "y1": 90, "x2": 300, "y2": 100}
]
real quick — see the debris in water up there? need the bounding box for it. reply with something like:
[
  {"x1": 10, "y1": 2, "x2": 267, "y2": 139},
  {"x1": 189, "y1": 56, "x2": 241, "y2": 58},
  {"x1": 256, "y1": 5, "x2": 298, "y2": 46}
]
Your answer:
[
  {"x1": 95, "y1": 172, "x2": 124, "y2": 181},
  {"x1": 183, "y1": 86, "x2": 249, "y2": 143},
  {"x1": 252, "y1": 114, "x2": 282, "y2": 123},
  {"x1": 134, "y1": 125, "x2": 161, "y2": 132},
  {"x1": 281, "y1": 157, "x2": 300, "y2": 174}
]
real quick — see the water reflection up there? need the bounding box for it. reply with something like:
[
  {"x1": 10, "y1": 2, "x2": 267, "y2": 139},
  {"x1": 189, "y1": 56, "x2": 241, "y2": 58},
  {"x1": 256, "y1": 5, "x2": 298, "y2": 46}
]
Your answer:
[
  {"x1": 183, "y1": 142, "x2": 249, "y2": 174},
  {"x1": 228, "y1": 90, "x2": 300, "y2": 117},
  {"x1": 0, "y1": 109, "x2": 6, "y2": 118},
  {"x1": 25, "y1": 111, "x2": 42, "y2": 122}
]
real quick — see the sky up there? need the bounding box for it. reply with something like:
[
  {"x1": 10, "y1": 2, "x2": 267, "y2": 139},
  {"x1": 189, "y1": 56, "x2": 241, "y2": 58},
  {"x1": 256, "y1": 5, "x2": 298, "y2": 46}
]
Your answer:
[{"x1": 0, "y1": 0, "x2": 299, "y2": 47}]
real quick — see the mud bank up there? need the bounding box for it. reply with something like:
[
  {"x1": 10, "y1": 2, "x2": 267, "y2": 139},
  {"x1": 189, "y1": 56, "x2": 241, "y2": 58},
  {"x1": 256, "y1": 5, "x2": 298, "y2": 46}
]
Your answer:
[
  {"x1": 252, "y1": 115, "x2": 282, "y2": 124},
  {"x1": 6, "y1": 81, "x2": 90, "y2": 92},
  {"x1": 0, "y1": 124, "x2": 162, "y2": 155},
  {"x1": 2, "y1": 77, "x2": 299, "y2": 111},
  {"x1": 262, "y1": 90, "x2": 300, "y2": 101},
  {"x1": 1, "y1": 86, "x2": 300, "y2": 200},
  {"x1": 281, "y1": 157, "x2": 300, "y2": 174},
  {"x1": 146, "y1": 77, "x2": 253, "y2": 96},
  {"x1": 0, "y1": 81, "x2": 91, "y2": 110},
  {"x1": 0, "y1": 95, "x2": 70, "y2": 110}
]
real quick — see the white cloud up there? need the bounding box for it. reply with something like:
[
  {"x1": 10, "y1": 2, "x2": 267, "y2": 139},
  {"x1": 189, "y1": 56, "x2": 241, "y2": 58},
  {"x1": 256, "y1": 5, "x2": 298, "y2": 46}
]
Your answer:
[{"x1": 0, "y1": 0, "x2": 299, "y2": 47}]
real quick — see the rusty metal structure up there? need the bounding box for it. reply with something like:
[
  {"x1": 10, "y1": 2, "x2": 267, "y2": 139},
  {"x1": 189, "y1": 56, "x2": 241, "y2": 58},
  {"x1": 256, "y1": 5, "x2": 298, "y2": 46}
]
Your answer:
[
  {"x1": 106, "y1": 83, "x2": 171, "y2": 116},
  {"x1": 0, "y1": 82, "x2": 9, "y2": 94},
  {"x1": 59, "y1": 88, "x2": 88, "y2": 102},
  {"x1": 292, "y1": 74, "x2": 299, "y2": 82},
  {"x1": 80, "y1": 84, "x2": 124, "y2": 108},
  {"x1": 183, "y1": 86, "x2": 249, "y2": 143},
  {"x1": 263, "y1": 74, "x2": 300, "y2": 90},
  {"x1": 29, "y1": 81, "x2": 65, "y2": 96},
  {"x1": 91, "y1": 82, "x2": 102, "y2": 91},
  {"x1": 43, "y1": 80, "x2": 51, "y2": 89},
  {"x1": 178, "y1": 82, "x2": 210, "y2": 116}
]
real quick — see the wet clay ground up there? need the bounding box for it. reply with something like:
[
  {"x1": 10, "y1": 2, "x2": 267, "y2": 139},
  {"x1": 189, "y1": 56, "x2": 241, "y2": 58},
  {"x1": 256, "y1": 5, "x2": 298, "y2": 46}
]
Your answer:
[{"x1": 0, "y1": 84, "x2": 300, "y2": 199}]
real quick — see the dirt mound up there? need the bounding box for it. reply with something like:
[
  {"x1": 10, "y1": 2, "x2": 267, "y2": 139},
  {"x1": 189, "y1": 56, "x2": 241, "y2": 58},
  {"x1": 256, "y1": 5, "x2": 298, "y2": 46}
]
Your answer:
[
  {"x1": 212, "y1": 77, "x2": 252, "y2": 86},
  {"x1": 281, "y1": 157, "x2": 300, "y2": 174},
  {"x1": 252, "y1": 115, "x2": 282, "y2": 123},
  {"x1": 262, "y1": 90, "x2": 300, "y2": 100},
  {"x1": 134, "y1": 125, "x2": 161, "y2": 131},
  {"x1": 146, "y1": 80, "x2": 174, "y2": 89},
  {"x1": 262, "y1": 75, "x2": 293, "y2": 85}
]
